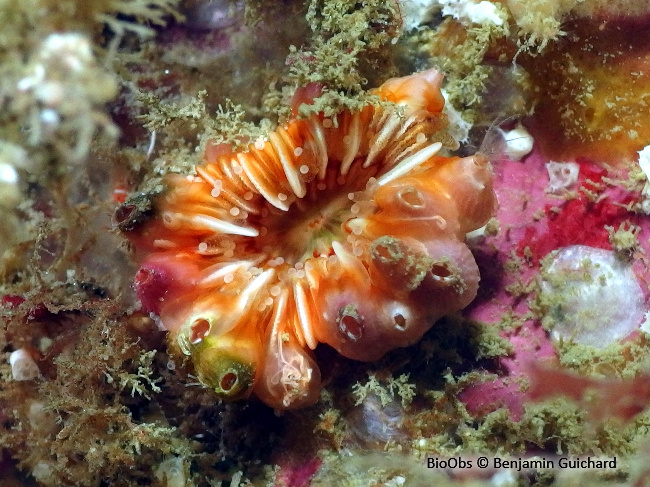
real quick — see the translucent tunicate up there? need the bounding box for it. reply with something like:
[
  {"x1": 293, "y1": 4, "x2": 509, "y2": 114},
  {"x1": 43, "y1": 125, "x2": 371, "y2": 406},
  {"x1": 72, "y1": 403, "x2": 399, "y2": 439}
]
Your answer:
[{"x1": 539, "y1": 245, "x2": 646, "y2": 348}]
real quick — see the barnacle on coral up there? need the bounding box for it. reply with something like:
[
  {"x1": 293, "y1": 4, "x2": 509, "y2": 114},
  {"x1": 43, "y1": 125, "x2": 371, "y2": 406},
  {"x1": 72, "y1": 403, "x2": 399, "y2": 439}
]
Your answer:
[{"x1": 118, "y1": 68, "x2": 496, "y2": 409}]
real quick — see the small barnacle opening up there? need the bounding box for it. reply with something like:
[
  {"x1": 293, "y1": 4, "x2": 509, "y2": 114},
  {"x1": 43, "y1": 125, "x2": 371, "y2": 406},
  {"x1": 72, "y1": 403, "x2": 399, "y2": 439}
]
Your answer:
[
  {"x1": 370, "y1": 236, "x2": 432, "y2": 292},
  {"x1": 396, "y1": 186, "x2": 425, "y2": 209},
  {"x1": 114, "y1": 204, "x2": 137, "y2": 226},
  {"x1": 210, "y1": 364, "x2": 253, "y2": 399},
  {"x1": 337, "y1": 304, "x2": 363, "y2": 341},
  {"x1": 393, "y1": 313, "x2": 407, "y2": 331},
  {"x1": 430, "y1": 262, "x2": 453, "y2": 278},
  {"x1": 113, "y1": 181, "x2": 163, "y2": 231},
  {"x1": 220, "y1": 372, "x2": 239, "y2": 393},
  {"x1": 134, "y1": 267, "x2": 153, "y2": 286},
  {"x1": 189, "y1": 318, "x2": 211, "y2": 344},
  {"x1": 192, "y1": 337, "x2": 257, "y2": 400},
  {"x1": 113, "y1": 196, "x2": 154, "y2": 231},
  {"x1": 371, "y1": 235, "x2": 404, "y2": 263},
  {"x1": 429, "y1": 259, "x2": 466, "y2": 293}
]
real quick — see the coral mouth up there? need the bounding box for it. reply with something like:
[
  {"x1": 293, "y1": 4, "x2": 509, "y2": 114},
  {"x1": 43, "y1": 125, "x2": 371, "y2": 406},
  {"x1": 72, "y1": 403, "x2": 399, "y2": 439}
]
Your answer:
[{"x1": 255, "y1": 163, "x2": 379, "y2": 265}]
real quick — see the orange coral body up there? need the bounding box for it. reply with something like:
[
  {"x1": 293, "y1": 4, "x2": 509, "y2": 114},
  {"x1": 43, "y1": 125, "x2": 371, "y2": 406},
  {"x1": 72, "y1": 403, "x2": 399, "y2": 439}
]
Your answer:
[{"x1": 119, "y1": 69, "x2": 496, "y2": 409}]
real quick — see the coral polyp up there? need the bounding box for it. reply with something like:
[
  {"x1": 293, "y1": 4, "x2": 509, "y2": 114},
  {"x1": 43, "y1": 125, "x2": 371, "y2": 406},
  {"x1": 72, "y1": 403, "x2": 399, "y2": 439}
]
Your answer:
[{"x1": 119, "y1": 69, "x2": 496, "y2": 409}]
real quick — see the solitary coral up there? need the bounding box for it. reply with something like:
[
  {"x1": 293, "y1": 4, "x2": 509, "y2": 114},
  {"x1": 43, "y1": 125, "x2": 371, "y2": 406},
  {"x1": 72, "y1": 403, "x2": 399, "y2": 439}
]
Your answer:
[{"x1": 118, "y1": 69, "x2": 496, "y2": 409}]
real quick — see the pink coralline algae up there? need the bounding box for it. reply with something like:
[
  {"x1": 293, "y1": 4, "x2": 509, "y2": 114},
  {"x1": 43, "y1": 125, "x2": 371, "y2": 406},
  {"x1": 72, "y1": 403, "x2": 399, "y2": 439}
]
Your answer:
[{"x1": 460, "y1": 133, "x2": 650, "y2": 422}]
